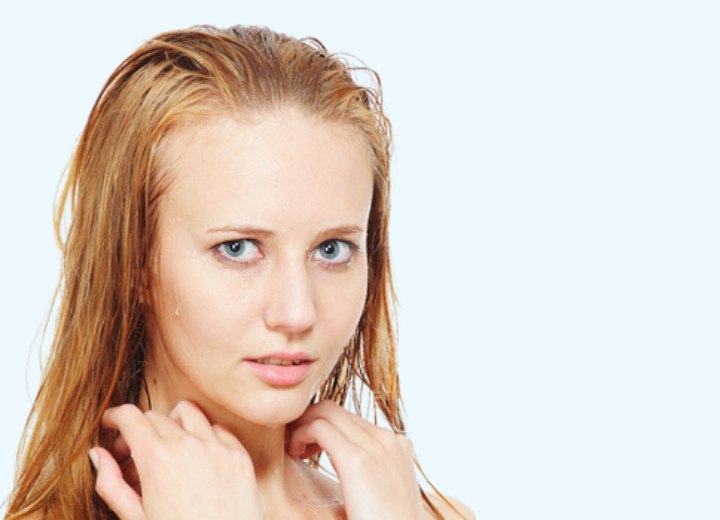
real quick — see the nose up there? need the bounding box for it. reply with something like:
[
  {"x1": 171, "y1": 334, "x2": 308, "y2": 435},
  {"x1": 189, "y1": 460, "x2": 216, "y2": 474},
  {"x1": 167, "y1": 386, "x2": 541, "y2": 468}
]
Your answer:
[{"x1": 263, "y1": 258, "x2": 317, "y2": 336}]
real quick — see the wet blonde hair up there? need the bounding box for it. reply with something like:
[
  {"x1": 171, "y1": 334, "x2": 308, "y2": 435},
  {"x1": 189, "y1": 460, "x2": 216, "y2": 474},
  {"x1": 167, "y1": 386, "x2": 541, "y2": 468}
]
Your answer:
[{"x1": 6, "y1": 24, "x2": 455, "y2": 518}]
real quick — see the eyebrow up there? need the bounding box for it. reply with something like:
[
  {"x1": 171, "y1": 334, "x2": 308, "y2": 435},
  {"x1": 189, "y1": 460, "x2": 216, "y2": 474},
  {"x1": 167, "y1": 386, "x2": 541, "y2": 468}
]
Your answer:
[{"x1": 206, "y1": 224, "x2": 366, "y2": 241}]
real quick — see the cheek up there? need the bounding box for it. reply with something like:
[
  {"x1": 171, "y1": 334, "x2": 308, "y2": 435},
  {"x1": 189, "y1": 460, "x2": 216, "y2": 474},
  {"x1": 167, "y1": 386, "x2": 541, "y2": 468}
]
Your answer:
[
  {"x1": 312, "y1": 272, "x2": 368, "y2": 390},
  {"x1": 150, "y1": 259, "x2": 258, "y2": 364},
  {"x1": 317, "y1": 270, "x2": 368, "y2": 349}
]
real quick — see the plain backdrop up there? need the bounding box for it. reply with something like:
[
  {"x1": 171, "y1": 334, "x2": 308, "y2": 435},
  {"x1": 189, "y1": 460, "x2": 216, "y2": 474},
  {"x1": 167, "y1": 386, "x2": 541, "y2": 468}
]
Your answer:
[{"x1": 1, "y1": 1, "x2": 719, "y2": 518}]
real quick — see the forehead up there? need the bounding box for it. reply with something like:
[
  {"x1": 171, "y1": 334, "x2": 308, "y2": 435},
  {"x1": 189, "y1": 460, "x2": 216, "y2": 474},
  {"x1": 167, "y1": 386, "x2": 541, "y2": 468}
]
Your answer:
[{"x1": 155, "y1": 108, "x2": 374, "y2": 231}]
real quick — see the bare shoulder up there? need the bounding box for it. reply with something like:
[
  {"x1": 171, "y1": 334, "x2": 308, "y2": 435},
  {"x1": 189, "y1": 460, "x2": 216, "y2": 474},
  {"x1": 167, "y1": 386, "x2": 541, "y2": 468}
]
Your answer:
[{"x1": 424, "y1": 493, "x2": 476, "y2": 519}]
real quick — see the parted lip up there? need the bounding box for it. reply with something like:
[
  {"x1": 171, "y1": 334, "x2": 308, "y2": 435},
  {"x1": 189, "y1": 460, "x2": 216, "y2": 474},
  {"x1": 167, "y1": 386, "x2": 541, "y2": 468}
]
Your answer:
[
  {"x1": 246, "y1": 351, "x2": 315, "y2": 362},
  {"x1": 245, "y1": 353, "x2": 316, "y2": 386}
]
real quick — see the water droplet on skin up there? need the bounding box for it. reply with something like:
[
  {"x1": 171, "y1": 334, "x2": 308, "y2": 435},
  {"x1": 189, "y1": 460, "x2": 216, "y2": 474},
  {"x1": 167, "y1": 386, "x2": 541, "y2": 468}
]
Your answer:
[
  {"x1": 192, "y1": 250, "x2": 198, "y2": 258},
  {"x1": 174, "y1": 308, "x2": 180, "y2": 317}
]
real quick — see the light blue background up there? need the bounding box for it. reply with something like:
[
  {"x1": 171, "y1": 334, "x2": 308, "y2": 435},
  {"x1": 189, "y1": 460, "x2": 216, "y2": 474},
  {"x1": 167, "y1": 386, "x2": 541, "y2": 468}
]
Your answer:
[{"x1": 1, "y1": 1, "x2": 718, "y2": 518}]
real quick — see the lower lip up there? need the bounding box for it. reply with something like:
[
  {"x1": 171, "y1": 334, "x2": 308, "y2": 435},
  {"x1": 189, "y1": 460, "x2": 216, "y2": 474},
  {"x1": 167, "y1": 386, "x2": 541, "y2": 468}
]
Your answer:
[{"x1": 245, "y1": 360, "x2": 315, "y2": 386}]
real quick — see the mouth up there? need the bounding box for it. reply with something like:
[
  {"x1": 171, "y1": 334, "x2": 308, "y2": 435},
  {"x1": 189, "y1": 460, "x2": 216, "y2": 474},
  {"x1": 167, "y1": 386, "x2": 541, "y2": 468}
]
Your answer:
[
  {"x1": 245, "y1": 353, "x2": 316, "y2": 386},
  {"x1": 252, "y1": 357, "x2": 309, "y2": 366}
]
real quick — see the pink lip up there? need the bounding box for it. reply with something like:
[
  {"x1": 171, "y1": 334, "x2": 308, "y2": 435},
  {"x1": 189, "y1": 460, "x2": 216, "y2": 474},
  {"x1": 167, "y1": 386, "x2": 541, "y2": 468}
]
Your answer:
[{"x1": 245, "y1": 352, "x2": 316, "y2": 386}]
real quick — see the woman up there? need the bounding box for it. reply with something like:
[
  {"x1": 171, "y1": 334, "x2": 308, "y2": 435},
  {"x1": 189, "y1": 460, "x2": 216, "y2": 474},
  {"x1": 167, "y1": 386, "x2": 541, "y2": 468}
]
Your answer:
[{"x1": 6, "y1": 24, "x2": 473, "y2": 519}]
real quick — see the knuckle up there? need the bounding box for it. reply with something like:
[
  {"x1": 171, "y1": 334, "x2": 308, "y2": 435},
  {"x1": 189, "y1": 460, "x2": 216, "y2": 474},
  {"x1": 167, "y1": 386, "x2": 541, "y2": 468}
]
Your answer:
[
  {"x1": 143, "y1": 409, "x2": 161, "y2": 420},
  {"x1": 117, "y1": 403, "x2": 139, "y2": 417},
  {"x1": 316, "y1": 399, "x2": 335, "y2": 411},
  {"x1": 175, "y1": 399, "x2": 200, "y2": 413},
  {"x1": 182, "y1": 399, "x2": 197, "y2": 410},
  {"x1": 308, "y1": 417, "x2": 330, "y2": 435},
  {"x1": 212, "y1": 423, "x2": 230, "y2": 436},
  {"x1": 173, "y1": 399, "x2": 194, "y2": 414}
]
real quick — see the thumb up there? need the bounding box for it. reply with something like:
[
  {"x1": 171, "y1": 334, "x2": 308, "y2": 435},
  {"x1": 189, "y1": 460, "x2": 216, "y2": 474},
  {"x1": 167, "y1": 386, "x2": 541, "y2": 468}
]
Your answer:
[{"x1": 90, "y1": 446, "x2": 144, "y2": 520}]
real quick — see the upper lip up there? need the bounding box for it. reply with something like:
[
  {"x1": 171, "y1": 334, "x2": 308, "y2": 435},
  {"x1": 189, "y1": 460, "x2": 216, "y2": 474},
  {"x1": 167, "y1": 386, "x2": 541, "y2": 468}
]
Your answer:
[{"x1": 247, "y1": 351, "x2": 315, "y2": 362}]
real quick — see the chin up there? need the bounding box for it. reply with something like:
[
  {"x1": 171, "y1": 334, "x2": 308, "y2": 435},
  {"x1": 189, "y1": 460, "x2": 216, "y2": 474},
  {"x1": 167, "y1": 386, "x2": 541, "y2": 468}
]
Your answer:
[{"x1": 227, "y1": 388, "x2": 316, "y2": 428}]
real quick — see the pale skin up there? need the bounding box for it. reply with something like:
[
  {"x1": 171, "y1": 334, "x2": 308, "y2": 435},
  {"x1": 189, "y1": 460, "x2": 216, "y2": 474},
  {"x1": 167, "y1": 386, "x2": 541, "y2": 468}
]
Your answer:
[{"x1": 80, "y1": 107, "x2": 474, "y2": 519}]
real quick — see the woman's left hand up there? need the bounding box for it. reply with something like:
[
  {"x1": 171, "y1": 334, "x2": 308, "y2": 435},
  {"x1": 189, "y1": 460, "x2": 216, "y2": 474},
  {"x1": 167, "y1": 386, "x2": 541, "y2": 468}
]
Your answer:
[{"x1": 286, "y1": 400, "x2": 423, "y2": 520}]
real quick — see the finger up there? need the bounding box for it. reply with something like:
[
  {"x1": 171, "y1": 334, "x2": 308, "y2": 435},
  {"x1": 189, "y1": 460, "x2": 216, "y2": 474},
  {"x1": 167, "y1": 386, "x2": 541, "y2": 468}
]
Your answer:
[
  {"x1": 291, "y1": 400, "x2": 374, "y2": 431},
  {"x1": 142, "y1": 409, "x2": 185, "y2": 439},
  {"x1": 102, "y1": 404, "x2": 159, "y2": 451},
  {"x1": 168, "y1": 400, "x2": 216, "y2": 441},
  {"x1": 211, "y1": 424, "x2": 243, "y2": 450},
  {"x1": 109, "y1": 435, "x2": 141, "y2": 492},
  {"x1": 110, "y1": 433, "x2": 131, "y2": 462},
  {"x1": 289, "y1": 400, "x2": 376, "y2": 446},
  {"x1": 121, "y1": 458, "x2": 142, "y2": 496},
  {"x1": 91, "y1": 447, "x2": 144, "y2": 520},
  {"x1": 287, "y1": 417, "x2": 357, "y2": 464}
]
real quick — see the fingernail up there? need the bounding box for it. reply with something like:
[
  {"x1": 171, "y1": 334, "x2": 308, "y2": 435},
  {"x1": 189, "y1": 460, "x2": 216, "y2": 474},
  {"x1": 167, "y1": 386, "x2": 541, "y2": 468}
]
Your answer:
[{"x1": 88, "y1": 448, "x2": 99, "y2": 470}]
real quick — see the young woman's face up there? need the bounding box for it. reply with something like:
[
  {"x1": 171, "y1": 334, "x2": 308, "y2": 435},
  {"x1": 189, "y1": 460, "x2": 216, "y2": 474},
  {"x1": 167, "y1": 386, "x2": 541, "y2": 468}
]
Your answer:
[{"x1": 145, "y1": 107, "x2": 373, "y2": 427}]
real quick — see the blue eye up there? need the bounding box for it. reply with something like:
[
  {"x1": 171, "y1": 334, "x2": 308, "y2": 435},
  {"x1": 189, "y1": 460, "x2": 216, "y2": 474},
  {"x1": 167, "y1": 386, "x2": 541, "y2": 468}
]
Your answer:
[
  {"x1": 314, "y1": 240, "x2": 356, "y2": 265},
  {"x1": 218, "y1": 239, "x2": 260, "y2": 262}
]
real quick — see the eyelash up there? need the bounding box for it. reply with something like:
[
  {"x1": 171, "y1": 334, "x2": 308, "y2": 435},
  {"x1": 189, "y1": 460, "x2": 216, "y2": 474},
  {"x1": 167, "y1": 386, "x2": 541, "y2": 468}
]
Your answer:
[{"x1": 213, "y1": 239, "x2": 361, "y2": 269}]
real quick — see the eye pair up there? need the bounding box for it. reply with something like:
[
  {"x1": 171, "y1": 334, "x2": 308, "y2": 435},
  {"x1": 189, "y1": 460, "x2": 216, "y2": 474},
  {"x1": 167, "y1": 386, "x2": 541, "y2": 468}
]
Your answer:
[{"x1": 216, "y1": 239, "x2": 359, "y2": 268}]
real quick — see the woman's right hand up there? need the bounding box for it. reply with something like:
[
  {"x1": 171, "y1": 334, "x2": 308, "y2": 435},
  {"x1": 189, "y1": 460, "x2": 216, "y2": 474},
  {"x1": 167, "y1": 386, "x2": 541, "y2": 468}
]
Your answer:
[{"x1": 90, "y1": 400, "x2": 265, "y2": 520}]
